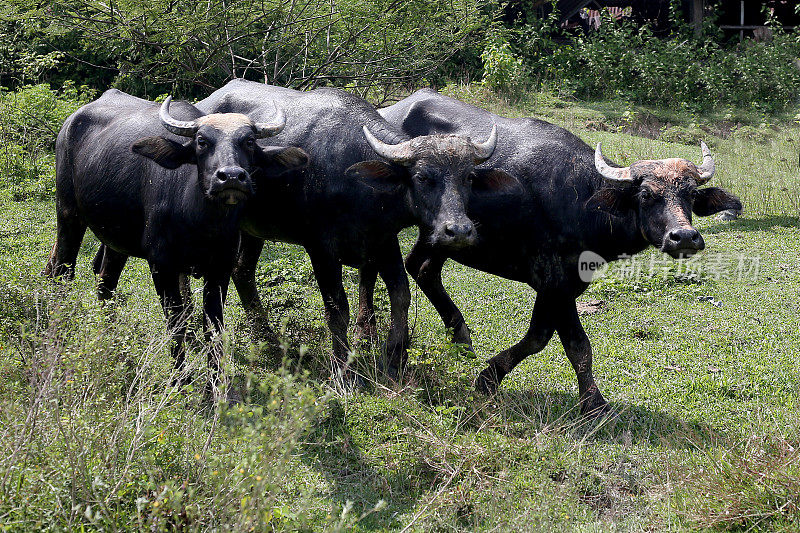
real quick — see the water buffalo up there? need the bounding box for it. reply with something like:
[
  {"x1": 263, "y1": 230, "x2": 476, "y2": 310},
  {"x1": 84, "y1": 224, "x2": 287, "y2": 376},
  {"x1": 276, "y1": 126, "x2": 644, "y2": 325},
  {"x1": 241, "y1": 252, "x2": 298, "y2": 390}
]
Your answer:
[
  {"x1": 196, "y1": 80, "x2": 517, "y2": 383},
  {"x1": 375, "y1": 89, "x2": 742, "y2": 416},
  {"x1": 43, "y1": 89, "x2": 307, "y2": 391}
]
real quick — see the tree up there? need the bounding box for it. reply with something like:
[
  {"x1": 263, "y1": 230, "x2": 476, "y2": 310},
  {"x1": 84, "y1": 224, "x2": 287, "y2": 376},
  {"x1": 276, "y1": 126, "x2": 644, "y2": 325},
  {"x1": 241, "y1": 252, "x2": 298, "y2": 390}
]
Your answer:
[{"x1": 5, "y1": 0, "x2": 489, "y2": 101}]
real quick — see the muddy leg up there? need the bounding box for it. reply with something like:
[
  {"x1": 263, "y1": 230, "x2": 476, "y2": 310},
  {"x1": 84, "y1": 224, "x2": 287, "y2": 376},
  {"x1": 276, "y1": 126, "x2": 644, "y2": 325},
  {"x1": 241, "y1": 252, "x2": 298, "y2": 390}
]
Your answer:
[
  {"x1": 43, "y1": 210, "x2": 87, "y2": 280},
  {"x1": 475, "y1": 291, "x2": 557, "y2": 395},
  {"x1": 309, "y1": 249, "x2": 356, "y2": 387},
  {"x1": 231, "y1": 233, "x2": 276, "y2": 342},
  {"x1": 93, "y1": 244, "x2": 129, "y2": 301},
  {"x1": 405, "y1": 236, "x2": 471, "y2": 348},
  {"x1": 355, "y1": 263, "x2": 379, "y2": 344},
  {"x1": 151, "y1": 265, "x2": 190, "y2": 385},
  {"x1": 377, "y1": 240, "x2": 410, "y2": 378}
]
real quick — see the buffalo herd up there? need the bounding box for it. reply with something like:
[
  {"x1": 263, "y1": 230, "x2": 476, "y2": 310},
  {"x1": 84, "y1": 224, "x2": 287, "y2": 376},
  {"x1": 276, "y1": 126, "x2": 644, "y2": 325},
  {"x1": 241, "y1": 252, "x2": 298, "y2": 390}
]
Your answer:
[{"x1": 44, "y1": 83, "x2": 742, "y2": 415}]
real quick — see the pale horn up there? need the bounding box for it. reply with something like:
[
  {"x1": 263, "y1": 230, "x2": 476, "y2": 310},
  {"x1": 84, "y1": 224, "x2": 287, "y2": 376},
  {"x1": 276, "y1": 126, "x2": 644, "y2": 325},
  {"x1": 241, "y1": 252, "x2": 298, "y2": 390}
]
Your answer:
[
  {"x1": 594, "y1": 142, "x2": 632, "y2": 181},
  {"x1": 159, "y1": 96, "x2": 198, "y2": 137}
]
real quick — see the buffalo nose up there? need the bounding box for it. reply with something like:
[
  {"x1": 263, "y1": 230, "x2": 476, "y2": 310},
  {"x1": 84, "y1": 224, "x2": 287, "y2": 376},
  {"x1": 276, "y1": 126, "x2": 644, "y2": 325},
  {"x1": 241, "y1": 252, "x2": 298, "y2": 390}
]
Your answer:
[
  {"x1": 444, "y1": 221, "x2": 476, "y2": 241},
  {"x1": 216, "y1": 167, "x2": 247, "y2": 182},
  {"x1": 667, "y1": 228, "x2": 703, "y2": 250}
]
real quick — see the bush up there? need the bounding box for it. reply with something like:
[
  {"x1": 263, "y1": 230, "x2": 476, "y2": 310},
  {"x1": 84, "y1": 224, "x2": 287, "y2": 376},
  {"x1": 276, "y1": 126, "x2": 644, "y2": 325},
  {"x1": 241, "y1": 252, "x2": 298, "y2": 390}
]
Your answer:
[
  {"x1": 480, "y1": 34, "x2": 525, "y2": 94},
  {"x1": 0, "y1": 83, "x2": 95, "y2": 201},
  {"x1": 509, "y1": 9, "x2": 800, "y2": 113}
]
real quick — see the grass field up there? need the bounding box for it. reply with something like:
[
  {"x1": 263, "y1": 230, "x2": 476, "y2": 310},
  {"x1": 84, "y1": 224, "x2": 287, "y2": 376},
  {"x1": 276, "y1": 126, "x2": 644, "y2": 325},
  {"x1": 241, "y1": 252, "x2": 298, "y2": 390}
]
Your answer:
[{"x1": 1, "y1": 87, "x2": 799, "y2": 531}]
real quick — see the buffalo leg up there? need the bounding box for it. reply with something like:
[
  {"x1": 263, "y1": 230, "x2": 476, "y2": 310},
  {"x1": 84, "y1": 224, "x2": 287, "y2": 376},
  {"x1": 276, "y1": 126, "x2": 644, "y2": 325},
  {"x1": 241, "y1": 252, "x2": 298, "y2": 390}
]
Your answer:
[
  {"x1": 554, "y1": 301, "x2": 609, "y2": 417},
  {"x1": 308, "y1": 250, "x2": 355, "y2": 385},
  {"x1": 355, "y1": 263, "x2": 379, "y2": 344},
  {"x1": 178, "y1": 273, "x2": 195, "y2": 318},
  {"x1": 43, "y1": 211, "x2": 87, "y2": 280},
  {"x1": 231, "y1": 233, "x2": 276, "y2": 342},
  {"x1": 475, "y1": 291, "x2": 557, "y2": 394},
  {"x1": 376, "y1": 240, "x2": 411, "y2": 377},
  {"x1": 93, "y1": 244, "x2": 129, "y2": 301},
  {"x1": 405, "y1": 238, "x2": 472, "y2": 348},
  {"x1": 151, "y1": 266, "x2": 190, "y2": 384},
  {"x1": 203, "y1": 272, "x2": 230, "y2": 391},
  {"x1": 475, "y1": 291, "x2": 609, "y2": 417}
]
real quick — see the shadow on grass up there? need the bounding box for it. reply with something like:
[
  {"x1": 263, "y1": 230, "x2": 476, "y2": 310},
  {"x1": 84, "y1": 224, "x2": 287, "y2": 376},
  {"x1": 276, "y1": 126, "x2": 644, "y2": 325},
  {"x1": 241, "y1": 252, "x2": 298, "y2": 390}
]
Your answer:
[
  {"x1": 297, "y1": 398, "x2": 437, "y2": 531},
  {"x1": 701, "y1": 215, "x2": 799, "y2": 234},
  {"x1": 478, "y1": 388, "x2": 719, "y2": 449}
]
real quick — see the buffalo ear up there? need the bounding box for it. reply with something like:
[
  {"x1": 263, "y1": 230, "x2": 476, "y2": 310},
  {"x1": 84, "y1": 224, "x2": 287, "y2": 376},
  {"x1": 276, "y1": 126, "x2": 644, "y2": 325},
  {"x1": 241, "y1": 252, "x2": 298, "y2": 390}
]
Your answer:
[
  {"x1": 471, "y1": 169, "x2": 520, "y2": 194},
  {"x1": 255, "y1": 146, "x2": 309, "y2": 176},
  {"x1": 132, "y1": 137, "x2": 195, "y2": 169},
  {"x1": 693, "y1": 187, "x2": 743, "y2": 217},
  {"x1": 585, "y1": 186, "x2": 636, "y2": 217},
  {"x1": 344, "y1": 160, "x2": 405, "y2": 192},
  {"x1": 401, "y1": 101, "x2": 457, "y2": 136}
]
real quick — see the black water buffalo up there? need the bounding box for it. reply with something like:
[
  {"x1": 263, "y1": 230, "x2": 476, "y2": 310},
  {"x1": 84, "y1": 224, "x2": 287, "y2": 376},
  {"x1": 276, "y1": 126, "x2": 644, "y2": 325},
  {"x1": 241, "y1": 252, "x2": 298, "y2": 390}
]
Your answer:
[
  {"x1": 196, "y1": 80, "x2": 516, "y2": 383},
  {"x1": 375, "y1": 89, "x2": 742, "y2": 415},
  {"x1": 43, "y1": 89, "x2": 307, "y2": 390}
]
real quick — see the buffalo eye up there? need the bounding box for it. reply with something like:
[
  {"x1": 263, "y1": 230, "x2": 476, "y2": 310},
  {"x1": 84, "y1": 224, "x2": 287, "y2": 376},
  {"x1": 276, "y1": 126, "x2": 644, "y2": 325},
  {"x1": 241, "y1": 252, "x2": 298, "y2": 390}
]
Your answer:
[
  {"x1": 196, "y1": 137, "x2": 208, "y2": 150},
  {"x1": 466, "y1": 173, "x2": 474, "y2": 185},
  {"x1": 639, "y1": 188, "x2": 653, "y2": 201},
  {"x1": 689, "y1": 189, "x2": 699, "y2": 201},
  {"x1": 414, "y1": 173, "x2": 430, "y2": 184},
  {"x1": 245, "y1": 137, "x2": 255, "y2": 149}
]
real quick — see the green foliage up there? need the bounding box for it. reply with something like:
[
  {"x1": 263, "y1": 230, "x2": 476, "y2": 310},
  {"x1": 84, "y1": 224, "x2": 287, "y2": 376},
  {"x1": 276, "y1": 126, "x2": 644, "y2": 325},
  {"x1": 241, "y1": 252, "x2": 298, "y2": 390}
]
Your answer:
[
  {"x1": 4, "y1": 0, "x2": 488, "y2": 101},
  {"x1": 0, "y1": 284, "x2": 332, "y2": 530},
  {"x1": 659, "y1": 124, "x2": 708, "y2": 146},
  {"x1": 0, "y1": 83, "x2": 95, "y2": 201},
  {"x1": 508, "y1": 8, "x2": 800, "y2": 113},
  {"x1": 480, "y1": 34, "x2": 524, "y2": 94}
]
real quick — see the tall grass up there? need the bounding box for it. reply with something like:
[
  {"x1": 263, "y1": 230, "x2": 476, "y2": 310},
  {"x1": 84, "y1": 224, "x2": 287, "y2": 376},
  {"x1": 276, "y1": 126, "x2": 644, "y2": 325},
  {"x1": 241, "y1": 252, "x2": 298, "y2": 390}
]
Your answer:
[{"x1": 0, "y1": 280, "x2": 340, "y2": 531}]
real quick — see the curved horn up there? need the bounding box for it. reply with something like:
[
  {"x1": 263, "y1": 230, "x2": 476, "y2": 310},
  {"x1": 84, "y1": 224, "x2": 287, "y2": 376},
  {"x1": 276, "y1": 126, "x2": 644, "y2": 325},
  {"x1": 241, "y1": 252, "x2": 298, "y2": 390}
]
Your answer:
[
  {"x1": 594, "y1": 142, "x2": 632, "y2": 181},
  {"x1": 473, "y1": 124, "x2": 498, "y2": 163},
  {"x1": 363, "y1": 126, "x2": 414, "y2": 165},
  {"x1": 253, "y1": 104, "x2": 286, "y2": 138},
  {"x1": 696, "y1": 141, "x2": 715, "y2": 184},
  {"x1": 159, "y1": 96, "x2": 198, "y2": 138}
]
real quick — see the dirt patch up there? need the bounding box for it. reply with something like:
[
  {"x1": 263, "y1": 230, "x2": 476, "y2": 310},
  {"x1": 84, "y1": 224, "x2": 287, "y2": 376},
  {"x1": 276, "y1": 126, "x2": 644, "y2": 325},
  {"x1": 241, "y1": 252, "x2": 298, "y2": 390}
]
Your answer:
[
  {"x1": 621, "y1": 112, "x2": 668, "y2": 140},
  {"x1": 577, "y1": 300, "x2": 606, "y2": 316}
]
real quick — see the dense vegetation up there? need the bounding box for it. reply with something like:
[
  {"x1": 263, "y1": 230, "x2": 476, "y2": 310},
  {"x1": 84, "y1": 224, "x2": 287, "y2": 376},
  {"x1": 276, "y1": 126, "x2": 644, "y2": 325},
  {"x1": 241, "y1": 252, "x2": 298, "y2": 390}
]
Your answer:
[
  {"x1": 1, "y1": 0, "x2": 799, "y2": 530},
  {"x1": 2, "y1": 0, "x2": 800, "y2": 111}
]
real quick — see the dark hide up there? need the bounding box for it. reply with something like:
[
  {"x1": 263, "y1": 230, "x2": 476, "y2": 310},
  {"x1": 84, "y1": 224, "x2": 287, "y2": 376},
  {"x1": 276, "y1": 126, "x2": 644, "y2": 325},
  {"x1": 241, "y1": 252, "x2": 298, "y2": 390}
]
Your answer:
[
  {"x1": 376, "y1": 89, "x2": 742, "y2": 416},
  {"x1": 42, "y1": 89, "x2": 306, "y2": 393},
  {"x1": 196, "y1": 80, "x2": 518, "y2": 382}
]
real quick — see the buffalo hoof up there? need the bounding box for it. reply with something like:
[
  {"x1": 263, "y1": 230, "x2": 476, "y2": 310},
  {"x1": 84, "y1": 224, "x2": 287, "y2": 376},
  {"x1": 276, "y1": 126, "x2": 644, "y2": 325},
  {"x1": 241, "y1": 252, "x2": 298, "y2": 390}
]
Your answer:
[
  {"x1": 383, "y1": 364, "x2": 403, "y2": 383},
  {"x1": 452, "y1": 323, "x2": 473, "y2": 349},
  {"x1": 354, "y1": 321, "x2": 379, "y2": 345},
  {"x1": 579, "y1": 387, "x2": 613, "y2": 419},
  {"x1": 382, "y1": 350, "x2": 408, "y2": 381},
  {"x1": 251, "y1": 320, "x2": 279, "y2": 345},
  {"x1": 475, "y1": 366, "x2": 501, "y2": 396}
]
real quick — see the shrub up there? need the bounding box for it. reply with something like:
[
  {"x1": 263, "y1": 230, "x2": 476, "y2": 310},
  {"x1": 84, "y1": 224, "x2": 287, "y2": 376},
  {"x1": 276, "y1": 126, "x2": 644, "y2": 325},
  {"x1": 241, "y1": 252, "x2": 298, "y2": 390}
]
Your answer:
[
  {"x1": 509, "y1": 8, "x2": 800, "y2": 113},
  {"x1": 480, "y1": 34, "x2": 525, "y2": 95},
  {"x1": 0, "y1": 284, "x2": 337, "y2": 530},
  {"x1": 0, "y1": 83, "x2": 95, "y2": 200}
]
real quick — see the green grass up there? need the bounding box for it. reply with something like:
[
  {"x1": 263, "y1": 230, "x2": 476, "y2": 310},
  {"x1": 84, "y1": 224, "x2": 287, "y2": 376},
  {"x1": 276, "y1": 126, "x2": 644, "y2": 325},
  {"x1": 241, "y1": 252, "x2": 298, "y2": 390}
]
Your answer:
[{"x1": 1, "y1": 88, "x2": 799, "y2": 531}]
